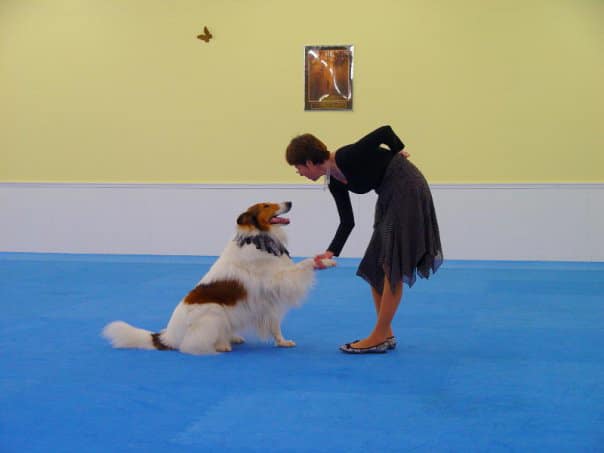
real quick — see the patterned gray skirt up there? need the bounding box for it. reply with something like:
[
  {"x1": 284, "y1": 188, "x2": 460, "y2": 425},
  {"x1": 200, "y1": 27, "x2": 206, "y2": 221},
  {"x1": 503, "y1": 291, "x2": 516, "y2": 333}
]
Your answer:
[{"x1": 357, "y1": 154, "x2": 443, "y2": 293}]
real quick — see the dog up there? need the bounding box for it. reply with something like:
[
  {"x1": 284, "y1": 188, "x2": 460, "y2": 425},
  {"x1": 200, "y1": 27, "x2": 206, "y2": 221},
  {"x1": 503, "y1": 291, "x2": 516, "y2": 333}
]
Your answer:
[{"x1": 102, "y1": 201, "x2": 335, "y2": 355}]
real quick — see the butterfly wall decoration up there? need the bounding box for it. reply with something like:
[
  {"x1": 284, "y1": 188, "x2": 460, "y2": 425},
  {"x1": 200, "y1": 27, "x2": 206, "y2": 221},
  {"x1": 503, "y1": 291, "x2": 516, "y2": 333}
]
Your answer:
[{"x1": 197, "y1": 26, "x2": 212, "y2": 43}]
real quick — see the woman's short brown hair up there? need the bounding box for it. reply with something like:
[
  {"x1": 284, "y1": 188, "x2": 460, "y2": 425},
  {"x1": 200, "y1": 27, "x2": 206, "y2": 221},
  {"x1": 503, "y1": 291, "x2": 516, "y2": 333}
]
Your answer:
[{"x1": 285, "y1": 134, "x2": 329, "y2": 166}]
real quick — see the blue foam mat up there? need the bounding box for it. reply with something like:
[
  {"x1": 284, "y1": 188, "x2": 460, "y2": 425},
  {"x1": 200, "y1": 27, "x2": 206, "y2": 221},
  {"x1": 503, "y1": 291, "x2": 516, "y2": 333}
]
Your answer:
[{"x1": 1, "y1": 253, "x2": 603, "y2": 452}]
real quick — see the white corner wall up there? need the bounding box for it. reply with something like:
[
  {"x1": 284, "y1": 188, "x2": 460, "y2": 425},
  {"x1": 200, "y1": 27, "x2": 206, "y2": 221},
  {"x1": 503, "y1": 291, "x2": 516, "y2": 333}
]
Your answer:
[{"x1": 1, "y1": 183, "x2": 602, "y2": 261}]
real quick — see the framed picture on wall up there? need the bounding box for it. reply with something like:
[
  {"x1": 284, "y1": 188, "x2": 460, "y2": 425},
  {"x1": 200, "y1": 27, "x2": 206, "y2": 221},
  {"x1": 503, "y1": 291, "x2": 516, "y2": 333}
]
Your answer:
[{"x1": 304, "y1": 45, "x2": 354, "y2": 111}]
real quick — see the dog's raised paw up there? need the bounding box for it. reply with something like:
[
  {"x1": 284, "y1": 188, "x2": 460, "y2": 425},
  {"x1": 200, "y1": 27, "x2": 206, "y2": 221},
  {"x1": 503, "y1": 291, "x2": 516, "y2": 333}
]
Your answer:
[{"x1": 320, "y1": 258, "x2": 336, "y2": 268}]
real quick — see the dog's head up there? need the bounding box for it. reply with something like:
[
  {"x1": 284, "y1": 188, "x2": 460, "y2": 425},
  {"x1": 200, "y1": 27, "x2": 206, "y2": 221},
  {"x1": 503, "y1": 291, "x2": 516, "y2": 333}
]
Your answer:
[{"x1": 236, "y1": 201, "x2": 292, "y2": 232}]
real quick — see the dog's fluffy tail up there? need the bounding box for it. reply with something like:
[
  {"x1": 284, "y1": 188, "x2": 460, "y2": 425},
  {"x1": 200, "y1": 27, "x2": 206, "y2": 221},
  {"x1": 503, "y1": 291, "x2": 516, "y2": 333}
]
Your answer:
[{"x1": 102, "y1": 321, "x2": 172, "y2": 351}]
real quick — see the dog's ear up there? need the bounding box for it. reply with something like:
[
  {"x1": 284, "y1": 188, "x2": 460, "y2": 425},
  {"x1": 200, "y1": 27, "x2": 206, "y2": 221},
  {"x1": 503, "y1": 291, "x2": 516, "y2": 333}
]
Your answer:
[
  {"x1": 237, "y1": 212, "x2": 250, "y2": 225},
  {"x1": 237, "y1": 212, "x2": 259, "y2": 228}
]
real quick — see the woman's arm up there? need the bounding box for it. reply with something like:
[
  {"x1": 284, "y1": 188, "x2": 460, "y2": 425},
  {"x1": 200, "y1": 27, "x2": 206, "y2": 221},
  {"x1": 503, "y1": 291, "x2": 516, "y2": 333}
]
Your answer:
[
  {"x1": 357, "y1": 125, "x2": 405, "y2": 153},
  {"x1": 326, "y1": 179, "x2": 355, "y2": 257}
]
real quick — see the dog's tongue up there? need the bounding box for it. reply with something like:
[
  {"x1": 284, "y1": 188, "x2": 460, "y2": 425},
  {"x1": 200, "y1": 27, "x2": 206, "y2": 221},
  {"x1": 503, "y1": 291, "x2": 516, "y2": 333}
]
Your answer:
[{"x1": 270, "y1": 216, "x2": 290, "y2": 225}]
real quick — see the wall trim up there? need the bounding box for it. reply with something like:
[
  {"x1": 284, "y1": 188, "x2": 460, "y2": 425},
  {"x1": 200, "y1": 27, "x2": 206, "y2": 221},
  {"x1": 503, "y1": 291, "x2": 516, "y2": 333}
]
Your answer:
[{"x1": 1, "y1": 182, "x2": 602, "y2": 261}]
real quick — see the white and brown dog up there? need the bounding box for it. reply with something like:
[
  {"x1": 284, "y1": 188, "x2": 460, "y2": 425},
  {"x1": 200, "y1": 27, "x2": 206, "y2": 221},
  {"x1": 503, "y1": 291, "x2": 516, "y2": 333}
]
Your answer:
[{"x1": 102, "y1": 201, "x2": 334, "y2": 355}]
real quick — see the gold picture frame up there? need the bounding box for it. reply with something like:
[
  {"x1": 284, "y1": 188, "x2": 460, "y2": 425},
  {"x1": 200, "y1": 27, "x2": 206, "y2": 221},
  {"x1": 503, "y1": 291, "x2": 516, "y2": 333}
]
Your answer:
[{"x1": 304, "y1": 45, "x2": 354, "y2": 111}]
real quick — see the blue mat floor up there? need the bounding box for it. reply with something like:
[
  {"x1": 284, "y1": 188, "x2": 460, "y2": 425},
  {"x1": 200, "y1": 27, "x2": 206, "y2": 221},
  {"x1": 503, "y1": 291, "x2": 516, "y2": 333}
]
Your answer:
[{"x1": 1, "y1": 253, "x2": 603, "y2": 452}]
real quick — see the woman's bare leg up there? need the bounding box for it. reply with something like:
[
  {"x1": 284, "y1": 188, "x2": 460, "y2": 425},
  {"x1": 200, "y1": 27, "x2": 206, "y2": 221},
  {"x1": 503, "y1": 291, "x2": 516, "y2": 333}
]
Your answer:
[
  {"x1": 371, "y1": 286, "x2": 394, "y2": 339},
  {"x1": 352, "y1": 275, "x2": 402, "y2": 348}
]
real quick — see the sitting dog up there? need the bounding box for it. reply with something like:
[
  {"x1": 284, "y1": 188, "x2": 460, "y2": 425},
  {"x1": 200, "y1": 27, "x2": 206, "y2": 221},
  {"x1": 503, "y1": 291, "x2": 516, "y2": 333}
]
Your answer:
[{"x1": 102, "y1": 201, "x2": 334, "y2": 355}]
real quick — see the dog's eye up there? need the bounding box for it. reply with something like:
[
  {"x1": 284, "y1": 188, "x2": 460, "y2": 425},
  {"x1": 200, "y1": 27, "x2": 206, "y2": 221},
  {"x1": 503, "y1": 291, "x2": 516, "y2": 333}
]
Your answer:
[{"x1": 263, "y1": 204, "x2": 269, "y2": 208}]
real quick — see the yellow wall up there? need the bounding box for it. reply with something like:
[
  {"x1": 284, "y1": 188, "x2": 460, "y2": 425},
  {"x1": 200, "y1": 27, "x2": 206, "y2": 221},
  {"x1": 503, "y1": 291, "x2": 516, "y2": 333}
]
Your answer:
[{"x1": 1, "y1": 0, "x2": 602, "y2": 183}]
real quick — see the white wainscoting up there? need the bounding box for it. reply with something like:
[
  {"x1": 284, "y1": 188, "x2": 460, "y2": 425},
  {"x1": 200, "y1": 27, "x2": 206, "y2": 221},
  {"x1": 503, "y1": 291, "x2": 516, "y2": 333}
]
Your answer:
[{"x1": 1, "y1": 183, "x2": 602, "y2": 261}]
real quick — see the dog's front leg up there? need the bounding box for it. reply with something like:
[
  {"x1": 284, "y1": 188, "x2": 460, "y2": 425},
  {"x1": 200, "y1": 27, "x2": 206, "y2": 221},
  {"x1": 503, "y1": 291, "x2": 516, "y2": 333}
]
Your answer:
[{"x1": 269, "y1": 317, "x2": 295, "y2": 347}]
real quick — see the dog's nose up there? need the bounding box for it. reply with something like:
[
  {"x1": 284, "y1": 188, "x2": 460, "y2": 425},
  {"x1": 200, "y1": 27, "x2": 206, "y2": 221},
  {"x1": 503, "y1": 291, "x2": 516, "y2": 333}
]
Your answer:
[{"x1": 284, "y1": 201, "x2": 292, "y2": 210}]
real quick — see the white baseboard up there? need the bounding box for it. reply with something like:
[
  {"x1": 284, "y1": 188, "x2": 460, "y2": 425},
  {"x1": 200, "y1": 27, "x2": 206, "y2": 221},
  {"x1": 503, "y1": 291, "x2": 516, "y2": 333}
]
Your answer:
[{"x1": 1, "y1": 182, "x2": 602, "y2": 261}]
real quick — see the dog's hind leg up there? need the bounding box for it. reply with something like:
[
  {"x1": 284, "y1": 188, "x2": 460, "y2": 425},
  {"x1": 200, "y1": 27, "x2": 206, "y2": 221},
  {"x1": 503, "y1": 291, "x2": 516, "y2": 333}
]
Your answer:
[
  {"x1": 179, "y1": 305, "x2": 231, "y2": 355},
  {"x1": 161, "y1": 302, "x2": 188, "y2": 349}
]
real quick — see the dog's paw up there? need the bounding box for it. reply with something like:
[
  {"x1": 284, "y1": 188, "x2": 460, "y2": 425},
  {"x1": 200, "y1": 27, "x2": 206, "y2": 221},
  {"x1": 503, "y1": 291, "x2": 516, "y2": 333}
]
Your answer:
[
  {"x1": 215, "y1": 343, "x2": 233, "y2": 352},
  {"x1": 276, "y1": 339, "x2": 296, "y2": 348},
  {"x1": 299, "y1": 258, "x2": 315, "y2": 268},
  {"x1": 319, "y1": 258, "x2": 336, "y2": 268},
  {"x1": 230, "y1": 335, "x2": 245, "y2": 344}
]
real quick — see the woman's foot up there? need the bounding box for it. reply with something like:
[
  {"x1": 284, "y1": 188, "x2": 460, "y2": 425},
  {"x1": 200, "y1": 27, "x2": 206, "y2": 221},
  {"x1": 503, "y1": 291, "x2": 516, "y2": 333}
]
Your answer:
[
  {"x1": 385, "y1": 336, "x2": 397, "y2": 350},
  {"x1": 340, "y1": 341, "x2": 388, "y2": 354},
  {"x1": 350, "y1": 336, "x2": 388, "y2": 349}
]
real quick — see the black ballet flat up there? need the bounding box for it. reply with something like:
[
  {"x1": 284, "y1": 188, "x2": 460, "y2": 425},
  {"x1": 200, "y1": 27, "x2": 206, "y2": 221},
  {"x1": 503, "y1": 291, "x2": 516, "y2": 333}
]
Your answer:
[
  {"x1": 339, "y1": 340, "x2": 389, "y2": 354},
  {"x1": 386, "y1": 336, "x2": 397, "y2": 350}
]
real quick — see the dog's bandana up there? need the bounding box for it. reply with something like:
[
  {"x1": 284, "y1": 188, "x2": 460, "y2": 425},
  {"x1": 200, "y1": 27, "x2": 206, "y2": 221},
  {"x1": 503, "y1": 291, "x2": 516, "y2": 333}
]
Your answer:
[{"x1": 234, "y1": 234, "x2": 290, "y2": 257}]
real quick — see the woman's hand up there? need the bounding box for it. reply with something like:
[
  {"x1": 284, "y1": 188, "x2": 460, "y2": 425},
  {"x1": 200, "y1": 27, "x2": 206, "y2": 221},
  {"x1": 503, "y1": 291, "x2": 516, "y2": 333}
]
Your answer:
[{"x1": 313, "y1": 251, "x2": 335, "y2": 270}]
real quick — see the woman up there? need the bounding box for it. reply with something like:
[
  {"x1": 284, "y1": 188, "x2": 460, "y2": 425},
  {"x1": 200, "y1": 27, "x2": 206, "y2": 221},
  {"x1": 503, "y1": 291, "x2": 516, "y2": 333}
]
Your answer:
[{"x1": 285, "y1": 125, "x2": 443, "y2": 354}]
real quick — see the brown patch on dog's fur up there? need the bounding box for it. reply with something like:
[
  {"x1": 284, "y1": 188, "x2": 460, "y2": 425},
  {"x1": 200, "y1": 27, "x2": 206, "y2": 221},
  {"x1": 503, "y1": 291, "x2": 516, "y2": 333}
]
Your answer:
[
  {"x1": 184, "y1": 279, "x2": 247, "y2": 306},
  {"x1": 236, "y1": 203, "x2": 281, "y2": 232}
]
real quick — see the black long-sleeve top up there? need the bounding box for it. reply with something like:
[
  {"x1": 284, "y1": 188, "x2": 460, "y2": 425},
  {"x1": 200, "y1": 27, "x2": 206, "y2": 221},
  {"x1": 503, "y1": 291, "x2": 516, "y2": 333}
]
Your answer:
[{"x1": 327, "y1": 125, "x2": 405, "y2": 256}]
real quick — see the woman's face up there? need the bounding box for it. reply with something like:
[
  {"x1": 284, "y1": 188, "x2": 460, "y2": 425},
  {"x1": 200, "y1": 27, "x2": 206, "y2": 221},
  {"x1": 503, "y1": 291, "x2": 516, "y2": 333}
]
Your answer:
[{"x1": 294, "y1": 161, "x2": 323, "y2": 181}]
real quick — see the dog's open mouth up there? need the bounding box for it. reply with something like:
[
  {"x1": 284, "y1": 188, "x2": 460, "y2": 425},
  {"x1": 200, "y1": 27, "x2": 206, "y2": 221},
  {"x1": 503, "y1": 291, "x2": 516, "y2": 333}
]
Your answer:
[{"x1": 270, "y1": 216, "x2": 290, "y2": 225}]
